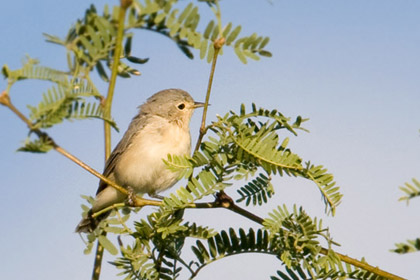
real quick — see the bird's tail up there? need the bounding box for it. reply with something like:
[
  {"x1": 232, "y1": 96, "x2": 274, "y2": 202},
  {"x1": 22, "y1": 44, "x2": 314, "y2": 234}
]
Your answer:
[{"x1": 75, "y1": 210, "x2": 110, "y2": 233}]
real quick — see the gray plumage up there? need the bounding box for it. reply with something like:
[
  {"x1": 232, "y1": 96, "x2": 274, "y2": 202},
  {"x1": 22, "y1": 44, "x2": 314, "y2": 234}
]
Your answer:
[{"x1": 76, "y1": 89, "x2": 203, "y2": 233}]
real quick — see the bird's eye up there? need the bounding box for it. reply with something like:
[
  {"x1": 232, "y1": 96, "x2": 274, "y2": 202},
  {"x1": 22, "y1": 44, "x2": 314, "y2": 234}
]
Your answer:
[{"x1": 177, "y1": 103, "x2": 185, "y2": 110}]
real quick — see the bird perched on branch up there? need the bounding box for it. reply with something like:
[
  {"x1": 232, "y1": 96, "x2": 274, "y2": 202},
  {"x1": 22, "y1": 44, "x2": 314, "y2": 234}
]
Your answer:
[{"x1": 76, "y1": 88, "x2": 204, "y2": 233}]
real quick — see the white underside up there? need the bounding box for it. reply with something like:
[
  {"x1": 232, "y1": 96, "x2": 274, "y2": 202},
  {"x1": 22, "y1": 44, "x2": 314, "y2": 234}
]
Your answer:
[{"x1": 92, "y1": 117, "x2": 191, "y2": 211}]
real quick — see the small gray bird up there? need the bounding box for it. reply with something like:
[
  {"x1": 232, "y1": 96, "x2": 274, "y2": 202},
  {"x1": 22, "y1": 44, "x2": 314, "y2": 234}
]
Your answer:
[{"x1": 76, "y1": 89, "x2": 204, "y2": 233}]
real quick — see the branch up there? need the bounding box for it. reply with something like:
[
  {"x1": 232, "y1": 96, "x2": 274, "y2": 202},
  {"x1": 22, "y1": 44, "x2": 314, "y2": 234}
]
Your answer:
[
  {"x1": 2, "y1": 88, "x2": 404, "y2": 279},
  {"x1": 193, "y1": 38, "x2": 225, "y2": 153},
  {"x1": 103, "y1": 0, "x2": 132, "y2": 159},
  {"x1": 95, "y1": 1, "x2": 132, "y2": 279},
  {"x1": 0, "y1": 91, "x2": 163, "y2": 208},
  {"x1": 185, "y1": 190, "x2": 405, "y2": 280}
]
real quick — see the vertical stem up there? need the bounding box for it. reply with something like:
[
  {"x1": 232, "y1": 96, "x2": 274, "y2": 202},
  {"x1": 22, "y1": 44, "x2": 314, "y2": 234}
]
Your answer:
[
  {"x1": 92, "y1": 244, "x2": 105, "y2": 280},
  {"x1": 193, "y1": 42, "x2": 223, "y2": 152},
  {"x1": 193, "y1": 0, "x2": 225, "y2": 152},
  {"x1": 103, "y1": 1, "x2": 130, "y2": 159},
  {"x1": 93, "y1": 1, "x2": 132, "y2": 280}
]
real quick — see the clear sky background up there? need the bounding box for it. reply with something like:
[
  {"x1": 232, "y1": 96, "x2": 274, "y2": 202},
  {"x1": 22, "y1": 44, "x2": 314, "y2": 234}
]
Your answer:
[{"x1": 1, "y1": 1, "x2": 419, "y2": 279}]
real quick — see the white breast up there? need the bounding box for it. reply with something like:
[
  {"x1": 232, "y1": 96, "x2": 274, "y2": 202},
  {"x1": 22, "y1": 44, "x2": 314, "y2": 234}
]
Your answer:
[{"x1": 113, "y1": 117, "x2": 191, "y2": 194}]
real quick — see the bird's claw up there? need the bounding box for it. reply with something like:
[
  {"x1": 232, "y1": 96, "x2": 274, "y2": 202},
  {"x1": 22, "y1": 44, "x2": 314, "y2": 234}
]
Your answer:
[
  {"x1": 149, "y1": 193, "x2": 165, "y2": 200},
  {"x1": 126, "y1": 186, "x2": 137, "y2": 207}
]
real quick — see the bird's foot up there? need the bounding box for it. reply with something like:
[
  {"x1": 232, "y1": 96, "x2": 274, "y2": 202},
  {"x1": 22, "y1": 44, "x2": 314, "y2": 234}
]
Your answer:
[
  {"x1": 126, "y1": 186, "x2": 137, "y2": 207},
  {"x1": 149, "y1": 193, "x2": 165, "y2": 200}
]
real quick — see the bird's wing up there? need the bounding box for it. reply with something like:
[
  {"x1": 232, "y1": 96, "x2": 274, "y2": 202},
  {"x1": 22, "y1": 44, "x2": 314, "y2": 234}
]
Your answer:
[{"x1": 96, "y1": 113, "x2": 147, "y2": 195}]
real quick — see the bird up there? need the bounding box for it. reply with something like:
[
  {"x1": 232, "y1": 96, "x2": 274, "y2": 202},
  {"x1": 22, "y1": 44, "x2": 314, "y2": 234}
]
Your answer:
[{"x1": 75, "y1": 88, "x2": 204, "y2": 233}]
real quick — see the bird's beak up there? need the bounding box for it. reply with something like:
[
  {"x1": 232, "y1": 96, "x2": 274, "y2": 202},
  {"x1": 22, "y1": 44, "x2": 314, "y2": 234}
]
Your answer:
[{"x1": 194, "y1": 101, "x2": 206, "y2": 108}]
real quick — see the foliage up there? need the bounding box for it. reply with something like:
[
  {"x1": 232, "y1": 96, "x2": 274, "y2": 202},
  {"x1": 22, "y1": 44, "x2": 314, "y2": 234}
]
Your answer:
[
  {"x1": 2, "y1": 0, "x2": 271, "y2": 153},
  {"x1": 161, "y1": 103, "x2": 341, "y2": 215},
  {"x1": 391, "y1": 177, "x2": 420, "y2": 255},
  {"x1": 236, "y1": 173, "x2": 274, "y2": 206},
  {"x1": 271, "y1": 265, "x2": 389, "y2": 280},
  {"x1": 72, "y1": 100, "x2": 349, "y2": 279},
  {"x1": 1, "y1": 56, "x2": 119, "y2": 152},
  {"x1": 392, "y1": 238, "x2": 420, "y2": 254},
  {"x1": 1, "y1": 0, "x2": 395, "y2": 279},
  {"x1": 398, "y1": 178, "x2": 420, "y2": 204},
  {"x1": 92, "y1": 103, "x2": 347, "y2": 279}
]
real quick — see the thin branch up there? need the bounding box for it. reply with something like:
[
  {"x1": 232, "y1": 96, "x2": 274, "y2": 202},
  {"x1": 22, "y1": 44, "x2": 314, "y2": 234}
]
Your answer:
[
  {"x1": 1, "y1": 3, "x2": 404, "y2": 277},
  {"x1": 193, "y1": 37, "x2": 225, "y2": 153},
  {"x1": 185, "y1": 190, "x2": 405, "y2": 280},
  {"x1": 115, "y1": 209, "x2": 134, "y2": 234},
  {"x1": 188, "y1": 248, "x2": 282, "y2": 280},
  {"x1": 103, "y1": 0, "x2": 131, "y2": 159},
  {"x1": 95, "y1": 1, "x2": 132, "y2": 279},
  {"x1": 0, "y1": 91, "x2": 32, "y2": 127},
  {"x1": 91, "y1": 243, "x2": 105, "y2": 280},
  {"x1": 2, "y1": 87, "x2": 404, "y2": 280},
  {"x1": 0, "y1": 91, "x2": 162, "y2": 208}
]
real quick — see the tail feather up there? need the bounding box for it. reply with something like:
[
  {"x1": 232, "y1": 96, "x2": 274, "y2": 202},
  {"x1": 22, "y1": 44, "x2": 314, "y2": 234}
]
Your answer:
[{"x1": 75, "y1": 210, "x2": 110, "y2": 233}]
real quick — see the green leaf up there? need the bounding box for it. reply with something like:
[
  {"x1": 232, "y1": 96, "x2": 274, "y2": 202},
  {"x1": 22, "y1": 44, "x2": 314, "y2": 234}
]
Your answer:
[
  {"x1": 98, "y1": 235, "x2": 118, "y2": 255},
  {"x1": 124, "y1": 35, "x2": 133, "y2": 56},
  {"x1": 86, "y1": 24, "x2": 102, "y2": 50},
  {"x1": 222, "y1": 22, "x2": 232, "y2": 38},
  {"x1": 210, "y1": 23, "x2": 219, "y2": 41},
  {"x1": 204, "y1": 20, "x2": 215, "y2": 39},
  {"x1": 304, "y1": 163, "x2": 342, "y2": 215},
  {"x1": 260, "y1": 36, "x2": 270, "y2": 48},
  {"x1": 163, "y1": 154, "x2": 194, "y2": 179},
  {"x1": 1, "y1": 64, "x2": 10, "y2": 78},
  {"x1": 105, "y1": 226, "x2": 126, "y2": 234},
  {"x1": 392, "y1": 238, "x2": 420, "y2": 254},
  {"x1": 226, "y1": 25, "x2": 241, "y2": 45},
  {"x1": 3, "y1": 56, "x2": 68, "y2": 84},
  {"x1": 17, "y1": 136, "x2": 54, "y2": 153},
  {"x1": 178, "y1": 3, "x2": 193, "y2": 23},
  {"x1": 154, "y1": 12, "x2": 167, "y2": 24},
  {"x1": 206, "y1": 43, "x2": 215, "y2": 63},
  {"x1": 259, "y1": 50, "x2": 273, "y2": 57},
  {"x1": 43, "y1": 33, "x2": 65, "y2": 45},
  {"x1": 126, "y1": 56, "x2": 150, "y2": 64},
  {"x1": 95, "y1": 61, "x2": 109, "y2": 82},
  {"x1": 199, "y1": 40, "x2": 208, "y2": 60},
  {"x1": 116, "y1": 61, "x2": 141, "y2": 77},
  {"x1": 191, "y1": 228, "x2": 275, "y2": 270},
  {"x1": 234, "y1": 47, "x2": 247, "y2": 64},
  {"x1": 236, "y1": 173, "x2": 274, "y2": 206},
  {"x1": 399, "y1": 178, "x2": 420, "y2": 203},
  {"x1": 178, "y1": 44, "x2": 194, "y2": 59},
  {"x1": 243, "y1": 49, "x2": 260, "y2": 61}
]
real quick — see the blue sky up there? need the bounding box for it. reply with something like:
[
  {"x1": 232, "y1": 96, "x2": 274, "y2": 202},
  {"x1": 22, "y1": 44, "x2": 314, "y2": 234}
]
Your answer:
[{"x1": 1, "y1": 0, "x2": 419, "y2": 279}]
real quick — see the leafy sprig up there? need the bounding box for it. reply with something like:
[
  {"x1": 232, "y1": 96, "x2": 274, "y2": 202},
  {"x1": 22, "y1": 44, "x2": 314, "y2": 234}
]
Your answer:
[{"x1": 398, "y1": 178, "x2": 420, "y2": 203}]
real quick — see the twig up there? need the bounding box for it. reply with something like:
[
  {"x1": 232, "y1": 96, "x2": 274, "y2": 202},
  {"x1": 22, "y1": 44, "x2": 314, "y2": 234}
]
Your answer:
[
  {"x1": 115, "y1": 209, "x2": 134, "y2": 234},
  {"x1": 103, "y1": 0, "x2": 132, "y2": 159},
  {"x1": 0, "y1": 91, "x2": 166, "y2": 209},
  {"x1": 2, "y1": 89, "x2": 405, "y2": 279},
  {"x1": 185, "y1": 191, "x2": 405, "y2": 280},
  {"x1": 95, "y1": 1, "x2": 132, "y2": 279},
  {"x1": 193, "y1": 37, "x2": 225, "y2": 153}
]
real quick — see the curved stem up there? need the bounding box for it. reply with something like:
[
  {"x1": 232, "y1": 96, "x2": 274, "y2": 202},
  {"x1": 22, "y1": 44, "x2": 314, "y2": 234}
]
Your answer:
[
  {"x1": 185, "y1": 191, "x2": 405, "y2": 280},
  {"x1": 2, "y1": 86, "x2": 404, "y2": 280},
  {"x1": 189, "y1": 249, "x2": 281, "y2": 280},
  {"x1": 0, "y1": 92, "x2": 168, "y2": 208}
]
